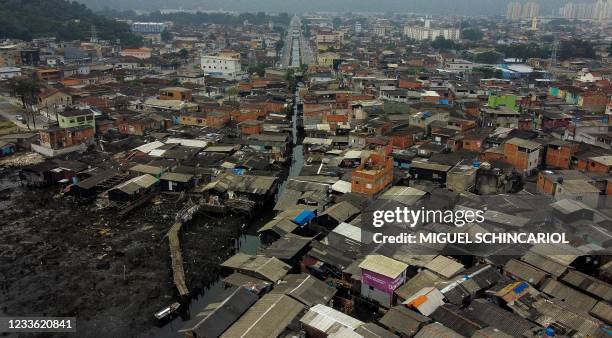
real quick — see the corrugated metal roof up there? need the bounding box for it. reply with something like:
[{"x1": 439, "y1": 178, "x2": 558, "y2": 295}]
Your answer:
[
  {"x1": 540, "y1": 278, "x2": 598, "y2": 313},
  {"x1": 465, "y1": 299, "x2": 535, "y2": 337},
  {"x1": 379, "y1": 306, "x2": 429, "y2": 336},
  {"x1": 355, "y1": 323, "x2": 399, "y2": 338},
  {"x1": 160, "y1": 172, "x2": 193, "y2": 183},
  {"x1": 505, "y1": 137, "x2": 541, "y2": 150},
  {"x1": 359, "y1": 255, "x2": 408, "y2": 279},
  {"x1": 220, "y1": 293, "x2": 304, "y2": 338},
  {"x1": 424, "y1": 256, "x2": 464, "y2": 279},
  {"x1": 431, "y1": 304, "x2": 486, "y2": 337},
  {"x1": 590, "y1": 301, "x2": 612, "y2": 324},
  {"x1": 271, "y1": 273, "x2": 336, "y2": 307},
  {"x1": 130, "y1": 164, "x2": 164, "y2": 176},
  {"x1": 132, "y1": 141, "x2": 164, "y2": 153},
  {"x1": 221, "y1": 253, "x2": 290, "y2": 282},
  {"x1": 395, "y1": 270, "x2": 447, "y2": 302},
  {"x1": 414, "y1": 323, "x2": 464, "y2": 338},
  {"x1": 300, "y1": 304, "x2": 363, "y2": 334},
  {"x1": 562, "y1": 270, "x2": 612, "y2": 301},
  {"x1": 178, "y1": 287, "x2": 258, "y2": 336},
  {"x1": 319, "y1": 201, "x2": 360, "y2": 223},
  {"x1": 520, "y1": 252, "x2": 568, "y2": 277},
  {"x1": 504, "y1": 259, "x2": 547, "y2": 285}
]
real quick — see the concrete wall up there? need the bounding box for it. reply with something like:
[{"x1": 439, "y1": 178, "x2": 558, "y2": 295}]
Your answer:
[{"x1": 32, "y1": 143, "x2": 87, "y2": 157}]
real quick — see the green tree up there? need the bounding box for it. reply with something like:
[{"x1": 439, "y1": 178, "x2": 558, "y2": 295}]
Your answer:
[
  {"x1": 473, "y1": 66, "x2": 502, "y2": 78},
  {"x1": 431, "y1": 36, "x2": 456, "y2": 51},
  {"x1": 178, "y1": 48, "x2": 189, "y2": 59},
  {"x1": 559, "y1": 39, "x2": 595, "y2": 60},
  {"x1": 11, "y1": 79, "x2": 40, "y2": 130},
  {"x1": 474, "y1": 51, "x2": 502, "y2": 64},
  {"x1": 332, "y1": 17, "x2": 342, "y2": 29},
  {"x1": 247, "y1": 63, "x2": 266, "y2": 77},
  {"x1": 462, "y1": 28, "x2": 484, "y2": 41},
  {"x1": 227, "y1": 86, "x2": 239, "y2": 101},
  {"x1": 161, "y1": 28, "x2": 172, "y2": 42},
  {"x1": 0, "y1": 0, "x2": 141, "y2": 44}
]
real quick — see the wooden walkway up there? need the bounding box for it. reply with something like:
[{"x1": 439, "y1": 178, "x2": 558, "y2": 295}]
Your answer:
[
  {"x1": 168, "y1": 221, "x2": 188, "y2": 296},
  {"x1": 166, "y1": 202, "x2": 201, "y2": 297}
]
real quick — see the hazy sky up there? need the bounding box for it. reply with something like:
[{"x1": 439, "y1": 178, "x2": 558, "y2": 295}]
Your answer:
[{"x1": 77, "y1": 0, "x2": 569, "y2": 16}]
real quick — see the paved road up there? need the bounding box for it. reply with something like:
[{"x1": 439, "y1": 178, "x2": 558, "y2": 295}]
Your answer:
[{"x1": 0, "y1": 98, "x2": 49, "y2": 131}]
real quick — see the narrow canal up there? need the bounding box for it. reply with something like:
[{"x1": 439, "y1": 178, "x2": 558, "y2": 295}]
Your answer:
[{"x1": 148, "y1": 22, "x2": 305, "y2": 337}]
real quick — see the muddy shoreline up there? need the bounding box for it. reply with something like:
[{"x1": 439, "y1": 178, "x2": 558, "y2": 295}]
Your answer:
[{"x1": 0, "y1": 168, "x2": 250, "y2": 337}]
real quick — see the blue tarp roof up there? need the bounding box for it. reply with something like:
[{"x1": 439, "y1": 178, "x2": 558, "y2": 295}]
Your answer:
[{"x1": 294, "y1": 210, "x2": 316, "y2": 226}]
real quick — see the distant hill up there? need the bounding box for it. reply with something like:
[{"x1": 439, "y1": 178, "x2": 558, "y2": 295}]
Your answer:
[{"x1": 0, "y1": 0, "x2": 142, "y2": 46}]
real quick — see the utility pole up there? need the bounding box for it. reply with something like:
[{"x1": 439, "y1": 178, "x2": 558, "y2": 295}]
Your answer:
[{"x1": 548, "y1": 35, "x2": 559, "y2": 80}]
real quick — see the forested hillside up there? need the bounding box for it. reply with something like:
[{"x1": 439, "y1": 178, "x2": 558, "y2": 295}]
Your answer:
[{"x1": 0, "y1": 0, "x2": 142, "y2": 47}]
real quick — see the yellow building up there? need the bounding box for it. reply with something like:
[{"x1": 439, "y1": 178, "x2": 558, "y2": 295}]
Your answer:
[{"x1": 317, "y1": 52, "x2": 341, "y2": 67}]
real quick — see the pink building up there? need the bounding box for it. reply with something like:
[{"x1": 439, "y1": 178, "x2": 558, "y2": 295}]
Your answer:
[
  {"x1": 120, "y1": 48, "x2": 152, "y2": 60},
  {"x1": 359, "y1": 255, "x2": 408, "y2": 307}
]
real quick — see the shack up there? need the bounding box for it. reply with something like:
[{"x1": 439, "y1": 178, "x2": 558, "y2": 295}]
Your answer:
[
  {"x1": 108, "y1": 174, "x2": 158, "y2": 202},
  {"x1": 178, "y1": 287, "x2": 258, "y2": 338},
  {"x1": 159, "y1": 172, "x2": 195, "y2": 192},
  {"x1": 71, "y1": 169, "x2": 123, "y2": 199},
  {"x1": 220, "y1": 293, "x2": 304, "y2": 338},
  {"x1": 221, "y1": 253, "x2": 291, "y2": 283},
  {"x1": 409, "y1": 160, "x2": 451, "y2": 185}
]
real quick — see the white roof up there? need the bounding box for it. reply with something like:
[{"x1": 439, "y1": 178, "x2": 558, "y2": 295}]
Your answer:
[
  {"x1": 359, "y1": 255, "x2": 408, "y2": 278},
  {"x1": 424, "y1": 256, "x2": 464, "y2": 278},
  {"x1": 144, "y1": 98, "x2": 185, "y2": 109},
  {"x1": 331, "y1": 222, "x2": 362, "y2": 243},
  {"x1": 303, "y1": 137, "x2": 333, "y2": 146},
  {"x1": 331, "y1": 180, "x2": 352, "y2": 194},
  {"x1": 132, "y1": 141, "x2": 164, "y2": 154},
  {"x1": 300, "y1": 304, "x2": 364, "y2": 333},
  {"x1": 507, "y1": 64, "x2": 533, "y2": 73},
  {"x1": 421, "y1": 90, "x2": 440, "y2": 97},
  {"x1": 344, "y1": 150, "x2": 362, "y2": 159},
  {"x1": 148, "y1": 149, "x2": 167, "y2": 157},
  {"x1": 165, "y1": 138, "x2": 208, "y2": 148},
  {"x1": 403, "y1": 287, "x2": 445, "y2": 316},
  {"x1": 0, "y1": 67, "x2": 21, "y2": 72}
]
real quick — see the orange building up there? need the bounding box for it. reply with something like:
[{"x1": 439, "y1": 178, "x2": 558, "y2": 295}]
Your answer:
[
  {"x1": 159, "y1": 87, "x2": 192, "y2": 101},
  {"x1": 325, "y1": 114, "x2": 349, "y2": 123},
  {"x1": 537, "y1": 170, "x2": 593, "y2": 195},
  {"x1": 232, "y1": 110, "x2": 261, "y2": 123},
  {"x1": 545, "y1": 141, "x2": 578, "y2": 169},
  {"x1": 206, "y1": 111, "x2": 230, "y2": 129},
  {"x1": 398, "y1": 79, "x2": 423, "y2": 90},
  {"x1": 239, "y1": 120, "x2": 264, "y2": 136},
  {"x1": 502, "y1": 138, "x2": 542, "y2": 173},
  {"x1": 462, "y1": 130, "x2": 489, "y2": 152},
  {"x1": 36, "y1": 68, "x2": 62, "y2": 81},
  {"x1": 578, "y1": 156, "x2": 612, "y2": 173},
  {"x1": 39, "y1": 126, "x2": 94, "y2": 149},
  {"x1": 351, "y1": 153, "x2": 393, "y2": 196}
]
